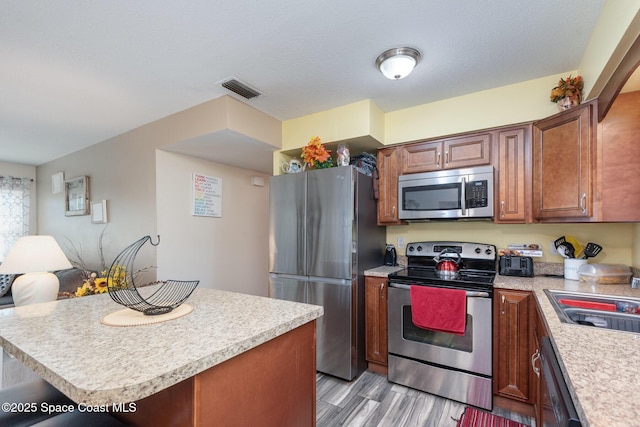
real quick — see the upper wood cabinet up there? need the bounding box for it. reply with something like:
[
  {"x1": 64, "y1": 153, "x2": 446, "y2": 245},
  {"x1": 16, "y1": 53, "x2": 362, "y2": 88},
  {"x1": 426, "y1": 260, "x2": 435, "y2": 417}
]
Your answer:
[
  {"x1": 377, "y1": 147, "x2": 403, "y2": 225},
  {"x1": 532, "y1": 100, "x2": 597, "y2": 221},
  {"x1": 495, "y1": 125, "x2": 532, "y2": 223},
  {"x1": 599, "y1": 91, "x2": 640, "y2": 221},
  {"x1": 400, "y1": 133, "x2": 491, "y2": 174}
]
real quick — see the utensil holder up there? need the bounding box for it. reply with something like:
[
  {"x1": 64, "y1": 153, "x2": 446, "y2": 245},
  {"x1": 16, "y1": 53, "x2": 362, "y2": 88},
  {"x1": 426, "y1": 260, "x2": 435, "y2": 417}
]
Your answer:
[{"x1": 564, "y1": 258, "x2": 587, "y2": 280}]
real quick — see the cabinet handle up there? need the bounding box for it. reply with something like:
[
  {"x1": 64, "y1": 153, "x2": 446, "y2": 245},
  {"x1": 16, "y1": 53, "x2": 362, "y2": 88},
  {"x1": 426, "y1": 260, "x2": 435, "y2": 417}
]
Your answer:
[
  {"x1": 391, "y1": 205, "x2": 396, "y2": 217},
  {"x1": 580, "y1": 193, "x2": 587, "y2": 215},
  {"x1": 380, "y1": 283, "x2": 385, "y2": 299},
  {"x1": 500, "y1": 200, "x2": 505, "y2": 218},
  {"x1": 437, "y1": 152, "x2": 441, "y2": 167},
  {"x1": 531, "y1": 349, "x2": 540, "y2": 377},
  {"x1": 500, "y1": 294, "x2": 505, "y2": 314},
  {"x1": 445, "y1": 151, "x2": 449, "y2": 166}
]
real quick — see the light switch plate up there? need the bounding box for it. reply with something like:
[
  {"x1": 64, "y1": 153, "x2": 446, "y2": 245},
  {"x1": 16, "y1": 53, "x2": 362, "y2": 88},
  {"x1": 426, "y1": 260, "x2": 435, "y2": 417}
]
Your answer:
[{"x1": 397, "y1": 236, "x2": 405, "y2": 249}]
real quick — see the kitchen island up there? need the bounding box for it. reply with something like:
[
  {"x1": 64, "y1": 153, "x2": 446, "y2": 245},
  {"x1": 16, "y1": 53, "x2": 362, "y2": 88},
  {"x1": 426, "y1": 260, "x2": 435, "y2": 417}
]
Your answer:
[
  {"x1": 0, "y1": 287, "x2": 323, "y2": 426},
  {"x1": 495, "y1": 275, "x2": 640, "y2": 427}
]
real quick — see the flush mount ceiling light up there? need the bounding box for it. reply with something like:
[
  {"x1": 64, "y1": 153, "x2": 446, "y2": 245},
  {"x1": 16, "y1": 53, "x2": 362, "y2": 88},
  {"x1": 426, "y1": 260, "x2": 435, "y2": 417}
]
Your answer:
[{"x1": 375, "y1": 47, "x2": 421, "y2": 80}]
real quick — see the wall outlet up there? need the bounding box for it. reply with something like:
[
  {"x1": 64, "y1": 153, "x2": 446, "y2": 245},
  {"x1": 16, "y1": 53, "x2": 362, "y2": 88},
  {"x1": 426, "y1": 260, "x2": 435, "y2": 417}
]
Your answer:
[
  {"x1": 549, "y1": 241, "x2": 558, "y2": 255},
  {"x1": 397, "y1": 236, "x2": 405, "y2": 249}
]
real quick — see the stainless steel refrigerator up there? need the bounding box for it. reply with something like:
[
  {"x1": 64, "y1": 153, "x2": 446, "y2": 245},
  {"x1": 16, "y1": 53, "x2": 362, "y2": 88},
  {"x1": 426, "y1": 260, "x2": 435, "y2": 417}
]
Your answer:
[{"x1": 269, "y1": 165, "x2": 385, "y2": 380}]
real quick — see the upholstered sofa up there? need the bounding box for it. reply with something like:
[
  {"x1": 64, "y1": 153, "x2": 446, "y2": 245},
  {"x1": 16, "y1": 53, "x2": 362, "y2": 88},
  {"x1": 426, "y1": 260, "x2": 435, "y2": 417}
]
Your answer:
[{"x1": 0, "y1": 268, "x2": 86, "y2": 309}]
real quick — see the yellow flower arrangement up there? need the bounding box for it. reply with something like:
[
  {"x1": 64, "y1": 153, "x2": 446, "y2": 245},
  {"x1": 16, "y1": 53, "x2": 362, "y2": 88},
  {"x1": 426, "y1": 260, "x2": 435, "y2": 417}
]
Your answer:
[
  {"x1": 75, "y1": 272, "x2": 108, "y2": 296},
  {"x1": 550, "y1": 75, "x2": 583, "y2": 103},
  {"x1": 74, "y1": 265, "x2": 128, "y2": 297},
  {"x1": 301, "y1": 136, "x2": 335, "y2": 169}
]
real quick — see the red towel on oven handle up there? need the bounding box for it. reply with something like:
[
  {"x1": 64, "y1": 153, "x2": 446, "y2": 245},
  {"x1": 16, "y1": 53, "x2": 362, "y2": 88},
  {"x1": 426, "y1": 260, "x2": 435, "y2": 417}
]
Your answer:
[{"x1": 410, "y1": 285, "x2": 467, "y2": 335}]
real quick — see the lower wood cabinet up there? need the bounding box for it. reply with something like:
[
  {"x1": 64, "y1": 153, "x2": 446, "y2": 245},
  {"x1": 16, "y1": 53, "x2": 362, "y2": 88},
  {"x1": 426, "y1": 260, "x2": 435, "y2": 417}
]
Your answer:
[
  {"x1": 365, "y1": 276, "x2": 388, "y2": 370},
  {"x1": 531, "y1": 296, "x2": 549, "y2": 427},
  {"x1": 493, "y1": 289, "x2": 534, "y2": 403}
]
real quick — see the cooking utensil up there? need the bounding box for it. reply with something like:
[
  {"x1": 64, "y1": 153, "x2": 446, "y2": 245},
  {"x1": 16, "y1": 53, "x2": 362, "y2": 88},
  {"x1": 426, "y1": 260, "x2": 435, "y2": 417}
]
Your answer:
[
  {"x1": 554, "y1": 236, "x2": 566, "y2": 249},
  {"x1": 433, "y1": 248, "x2": 462, "y2": 279},
  {"x1": 558, "y1": 242, "x2": 576, "y2": 258},
  {"x1": 581, "y1": 242, "x2": 603, "y2": 259},
  {"x1": 565, "y1": 236, "x2": 583, "y2": 259},
  {"x1": 557, "y1": 245, "x2": 570, "y2": 259}
]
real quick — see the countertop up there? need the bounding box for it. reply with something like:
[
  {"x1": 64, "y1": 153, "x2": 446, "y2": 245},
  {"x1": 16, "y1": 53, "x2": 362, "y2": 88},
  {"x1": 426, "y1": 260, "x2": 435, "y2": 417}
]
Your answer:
[
  {"x1": 0, "y1": 287, "x2": 323, "y2": 406},
  {"x1": 494, "y1": 275, "x2": 640, "y2": 427},
  {"x1": 365, "y1": 265, "x2": 640, "y2": 427}
]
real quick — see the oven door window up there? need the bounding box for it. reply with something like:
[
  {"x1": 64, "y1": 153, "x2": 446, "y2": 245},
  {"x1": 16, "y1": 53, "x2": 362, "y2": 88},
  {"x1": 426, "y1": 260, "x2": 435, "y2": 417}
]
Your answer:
[
  {"x1": 401, "y1": 305, "x2": 473, "y2": 352},
  {"x1": 401, "y1": 183, "x2": 461, "y2": 211}
]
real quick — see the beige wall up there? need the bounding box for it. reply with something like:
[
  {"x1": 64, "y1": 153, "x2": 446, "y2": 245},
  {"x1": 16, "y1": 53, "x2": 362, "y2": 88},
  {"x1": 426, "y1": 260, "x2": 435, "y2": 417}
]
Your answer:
[
  {"x1": 156, "y1": 150, "x2": 270, "y2": 296},
  {"x1": 386, "y1": 222, "x2": 635, "y2": 266}
]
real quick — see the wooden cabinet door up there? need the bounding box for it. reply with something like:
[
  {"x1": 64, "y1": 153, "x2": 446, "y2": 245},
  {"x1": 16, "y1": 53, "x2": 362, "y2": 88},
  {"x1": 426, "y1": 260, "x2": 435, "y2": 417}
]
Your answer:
[
  {"x1": 400, "y1": 133, "x2": 492, "y2": 174},
  {"x1": 533, "y1": 101, "x2": 596, "y2": 220},
  {"x1": 377, "y1": 147, "x2": 403, "y2": 225},
  {"x1": 495, "y1": 125, "x2": 531, "y2": 223},
  {"x1": 600, "y1": 91, "x2": 640, "y2": 221},
  {"x1": 494, "y1": 289, "x2": 533, "y2": 403},
  {"x1": 444, "y1": 133, "x2": 492, "y2": 169},
  {"x1": 400, "y1": 140, "x2": 442, "y2": 173},
  {"x1": 365, "y1": 276, "x2": 388, "y2": 366}
]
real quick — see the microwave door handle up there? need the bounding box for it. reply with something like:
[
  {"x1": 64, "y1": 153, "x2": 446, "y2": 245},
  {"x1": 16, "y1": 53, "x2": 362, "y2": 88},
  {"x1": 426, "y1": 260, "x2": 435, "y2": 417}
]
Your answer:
[{"x1": 460, "y1": 177, "x2": 467, "y2": 216}]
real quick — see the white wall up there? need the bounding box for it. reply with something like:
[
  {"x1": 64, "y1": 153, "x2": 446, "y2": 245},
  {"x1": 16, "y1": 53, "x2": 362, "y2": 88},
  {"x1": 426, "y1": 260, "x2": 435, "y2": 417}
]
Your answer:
[{"x1": 155, "y1": 150, "x2": 270, "y2": 296}]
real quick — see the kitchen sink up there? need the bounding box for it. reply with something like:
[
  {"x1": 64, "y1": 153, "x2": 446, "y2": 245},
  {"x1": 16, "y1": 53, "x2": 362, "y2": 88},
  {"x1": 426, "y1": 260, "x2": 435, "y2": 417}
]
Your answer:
[{"x1": 544, "y1": 289, "x2": 640, "y2": 333}]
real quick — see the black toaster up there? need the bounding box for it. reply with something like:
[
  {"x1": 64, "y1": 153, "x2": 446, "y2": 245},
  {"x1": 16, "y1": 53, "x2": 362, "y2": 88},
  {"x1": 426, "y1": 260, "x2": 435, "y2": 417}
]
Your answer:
[{"x1": 499, "y1": 255, "x2": 534, "y2": 277}]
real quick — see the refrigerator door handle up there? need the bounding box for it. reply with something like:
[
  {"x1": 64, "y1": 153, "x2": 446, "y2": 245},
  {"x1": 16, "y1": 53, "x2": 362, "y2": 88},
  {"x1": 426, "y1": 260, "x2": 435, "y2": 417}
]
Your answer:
[
  {"x1": 269, "y1": 272, "x2": 308, "y2": 280},
  {"x1": 308, "y1": 276, "x2": 352, "y2": 285}
]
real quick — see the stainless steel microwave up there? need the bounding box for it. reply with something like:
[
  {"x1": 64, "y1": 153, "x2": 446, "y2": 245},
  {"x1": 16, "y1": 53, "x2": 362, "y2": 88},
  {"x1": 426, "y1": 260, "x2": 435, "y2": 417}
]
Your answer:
[{"x1": 398, "y1": 166, "x2": 494, "y2": 220}]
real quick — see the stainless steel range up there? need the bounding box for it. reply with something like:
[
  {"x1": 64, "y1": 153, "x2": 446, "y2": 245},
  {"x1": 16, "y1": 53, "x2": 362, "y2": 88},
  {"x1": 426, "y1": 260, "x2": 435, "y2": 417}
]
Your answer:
[{"x1": 387, "y1": 241, "x2": 497, "y2": 410}]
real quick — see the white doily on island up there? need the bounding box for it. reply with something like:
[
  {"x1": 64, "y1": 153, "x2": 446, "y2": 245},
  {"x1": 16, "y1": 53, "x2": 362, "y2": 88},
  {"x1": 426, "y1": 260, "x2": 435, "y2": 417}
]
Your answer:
[{"x1": 100, "y1": 304, "x2": 193, "y2": 327}]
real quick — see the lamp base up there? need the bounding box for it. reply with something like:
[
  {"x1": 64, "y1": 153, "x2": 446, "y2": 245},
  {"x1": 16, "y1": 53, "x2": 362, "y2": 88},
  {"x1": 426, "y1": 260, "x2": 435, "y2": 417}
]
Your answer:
[{"x1": 11, "y1": 272, "x2": 60, "y2": 306}]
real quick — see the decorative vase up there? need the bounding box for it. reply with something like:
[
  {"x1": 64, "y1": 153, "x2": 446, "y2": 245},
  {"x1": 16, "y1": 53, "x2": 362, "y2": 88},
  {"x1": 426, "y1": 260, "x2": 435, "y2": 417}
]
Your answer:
[{"x1": 556, "y1": 95, "x2": 580, "y2": 111}]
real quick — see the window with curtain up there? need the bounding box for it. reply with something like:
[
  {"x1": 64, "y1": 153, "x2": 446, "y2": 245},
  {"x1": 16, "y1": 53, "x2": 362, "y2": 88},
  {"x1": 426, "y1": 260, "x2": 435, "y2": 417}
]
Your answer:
[{"x1": 0, "y1": 176, "x2": 31, "y2": 262}]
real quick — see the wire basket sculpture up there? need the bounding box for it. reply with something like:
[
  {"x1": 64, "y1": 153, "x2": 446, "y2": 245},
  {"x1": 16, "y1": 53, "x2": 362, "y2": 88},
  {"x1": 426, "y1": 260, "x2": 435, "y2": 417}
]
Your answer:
[{"x1": 107, "y1": 235, "x2": 199, "y2": 315}]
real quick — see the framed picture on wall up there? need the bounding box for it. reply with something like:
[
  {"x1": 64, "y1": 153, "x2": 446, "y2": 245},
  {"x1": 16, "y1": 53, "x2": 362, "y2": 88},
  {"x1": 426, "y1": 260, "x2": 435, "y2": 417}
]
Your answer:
[
  {"x1": 65, "y1": 176, "x2": 90, "y2": 216},
  {"x1": 91, "y1": 200, "x2": 108, "y2": 224}
]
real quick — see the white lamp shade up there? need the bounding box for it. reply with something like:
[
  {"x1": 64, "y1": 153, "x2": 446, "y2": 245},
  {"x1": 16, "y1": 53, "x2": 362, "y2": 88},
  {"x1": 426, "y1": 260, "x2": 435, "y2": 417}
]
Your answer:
[
  {"x1": 376, "y1": 47, "x2": 421, "y2": 80},
  {"x1": 379, "y1": 55, "x2": 417, "y2": 80},
  {"x1": 0, "y1": 235, "x2": 72, "y2": 274}
]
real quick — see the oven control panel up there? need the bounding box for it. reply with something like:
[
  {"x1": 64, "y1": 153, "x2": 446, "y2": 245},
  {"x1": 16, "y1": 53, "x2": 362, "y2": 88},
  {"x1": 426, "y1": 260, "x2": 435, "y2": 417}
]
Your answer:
[{"x1": 405, "y1": 241, "x2": 495, "y2": 261}]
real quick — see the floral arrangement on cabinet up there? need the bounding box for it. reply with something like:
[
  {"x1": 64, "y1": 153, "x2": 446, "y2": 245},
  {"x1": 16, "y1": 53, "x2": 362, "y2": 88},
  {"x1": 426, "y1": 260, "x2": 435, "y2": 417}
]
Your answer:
[
  {"x1": 550, "y1": 75, "x2": 583, "y2": 111},
  {"x1": 301, "y1": 136, "x2": 335, "y2": 169}
]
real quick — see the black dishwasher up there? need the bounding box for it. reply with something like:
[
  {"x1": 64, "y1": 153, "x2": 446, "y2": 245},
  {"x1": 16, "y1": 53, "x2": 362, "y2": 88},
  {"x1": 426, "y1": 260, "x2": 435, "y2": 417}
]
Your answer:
[{"x1": 540, "y1": 336, "x2": 582, "y2": 427}]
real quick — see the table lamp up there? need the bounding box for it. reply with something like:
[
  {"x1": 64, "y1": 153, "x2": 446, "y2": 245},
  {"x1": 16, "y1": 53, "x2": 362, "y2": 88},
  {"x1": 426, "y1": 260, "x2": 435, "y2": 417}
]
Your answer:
[{"x1": 0, "y1": 235, "x2": 72, "y2": 306}]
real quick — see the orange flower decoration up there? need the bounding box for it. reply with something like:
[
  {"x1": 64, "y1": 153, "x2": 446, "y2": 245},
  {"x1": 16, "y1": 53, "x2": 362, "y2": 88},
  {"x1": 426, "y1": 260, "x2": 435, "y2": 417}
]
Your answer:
[
  {"x1": 550, "y1": 75, "x2": 583, "y2": 103},
  {"x1": 301, "y1": 136, "x2": 333, "y2": 167}
]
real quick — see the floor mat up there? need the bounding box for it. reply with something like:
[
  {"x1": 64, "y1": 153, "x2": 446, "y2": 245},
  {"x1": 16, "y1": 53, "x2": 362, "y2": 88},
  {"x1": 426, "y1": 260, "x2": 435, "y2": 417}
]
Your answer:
[{"x1": 456, "y1": 407, "x2": 530, "y2": 427}]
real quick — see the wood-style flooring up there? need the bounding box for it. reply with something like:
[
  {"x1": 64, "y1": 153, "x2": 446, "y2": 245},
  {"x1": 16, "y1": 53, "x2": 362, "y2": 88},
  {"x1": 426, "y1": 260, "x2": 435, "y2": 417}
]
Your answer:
[{"x1": 316, "y1": 371, "x2": 533, "y2": 427}]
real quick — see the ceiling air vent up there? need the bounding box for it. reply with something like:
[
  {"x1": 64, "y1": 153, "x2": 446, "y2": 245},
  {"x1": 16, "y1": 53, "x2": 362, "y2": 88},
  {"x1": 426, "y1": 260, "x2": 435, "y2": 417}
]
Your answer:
[{"x1": 219, "y1": 77, "x2": 262, "y2": 100}]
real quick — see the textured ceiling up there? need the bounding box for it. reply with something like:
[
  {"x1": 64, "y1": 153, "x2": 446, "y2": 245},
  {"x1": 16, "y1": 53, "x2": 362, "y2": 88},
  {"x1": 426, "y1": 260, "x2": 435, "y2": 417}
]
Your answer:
[{"x1": 1, "y1": 0, "x2": 608, "y2": 167}]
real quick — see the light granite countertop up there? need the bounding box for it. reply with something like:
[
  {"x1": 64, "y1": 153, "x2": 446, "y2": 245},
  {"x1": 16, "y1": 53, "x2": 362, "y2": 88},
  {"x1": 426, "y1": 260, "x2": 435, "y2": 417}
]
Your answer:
[
  {"x1": 494, "y1": 275, "x2": 640, "y2": 427},
  {"x1": 0, "y1": 287, "x2": 323, "y2": 406}
]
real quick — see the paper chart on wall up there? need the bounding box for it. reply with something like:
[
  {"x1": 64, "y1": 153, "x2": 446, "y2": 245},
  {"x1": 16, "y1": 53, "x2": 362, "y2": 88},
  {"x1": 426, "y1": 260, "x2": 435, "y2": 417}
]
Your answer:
[{"x1": 192, "y1": 173, "x2": 222, "y2": 217}]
